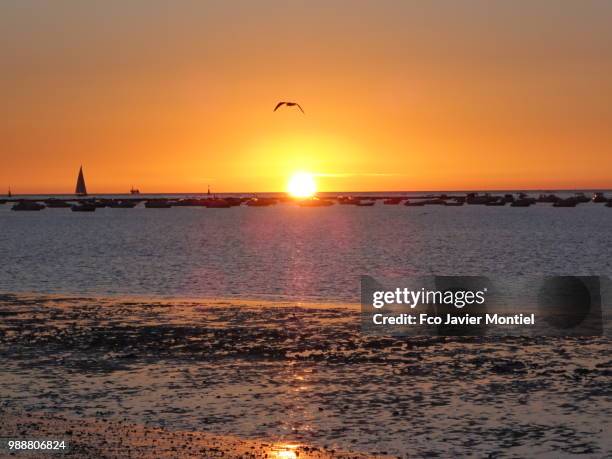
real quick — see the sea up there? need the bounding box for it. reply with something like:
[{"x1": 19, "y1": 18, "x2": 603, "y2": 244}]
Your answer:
[
  {"x1": 1, "y1": 191, "x2": 611, "y2": 457},
  {"x1": 1, "y1": 191, "x2": 611, "y2": 301}
]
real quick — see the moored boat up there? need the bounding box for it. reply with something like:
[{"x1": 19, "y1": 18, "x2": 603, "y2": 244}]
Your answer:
[
  {"x1": 485, "y1": 199, "x2": 506, "y2": 206},
  {"x1": 71, "y1": 202, "x2": 96, "y2": 212},
  {"x1": 12, "y1": 201, "x2": 45, "y2": 211},
  {"x1": 573, "y1": 193, "x2": 590, "y2": 203},
  {"x1": 206, "y1": 199, "x2": 231, "y2": 208},
  {"x1": 45, "y1": 199, "x2": 71, "y2": 208},
  {"x1": 246, "y1": 198, "x2": 277, "y2": 207},
  {"x1": 145, "y1": 200, "x2": 172, "y2": 208},
  {"x1": 421, "y1": 198, "x2": 446, "y2": 205},
  {"x1": 553, "y1": 199, "x2": 578, "y2": 207},
  {"x1": 592, "y1": 192, "x2": 607, "y2": 203},
  {"x1": 297, "y1": 197, "x2": 334, "y2": 207},
  {"x1": 108, "y1": 200, "x2": 138, "y2": 208},
  {"x1": 337, "y1": 196, "x2": 357, "y2": 205},
  {"x1": 510, "y1": 199, "x2": 533, "y2": 207}
]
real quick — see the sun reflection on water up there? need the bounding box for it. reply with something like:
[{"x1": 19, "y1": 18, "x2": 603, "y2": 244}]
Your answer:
[{"x1": 269, "y1": 443, "x2": 300, "y2": 459}]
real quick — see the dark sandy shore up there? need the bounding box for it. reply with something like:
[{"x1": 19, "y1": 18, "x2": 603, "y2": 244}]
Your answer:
[
  {"x1": 0, "y1": 294, "x2": 610, "y2": 458},
  {"x1": 0, "y1": 411, "x2": 387, "y2": 459}
]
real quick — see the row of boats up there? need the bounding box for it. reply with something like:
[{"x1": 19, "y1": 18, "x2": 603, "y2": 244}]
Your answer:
[{"x1": 3, "y1": 192, "x2": 611, "y2": 211}]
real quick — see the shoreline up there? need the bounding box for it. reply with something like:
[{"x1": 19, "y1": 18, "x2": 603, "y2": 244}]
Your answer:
[
  {"x1": 0, "y1": 291, "x2": 361, "y2": 311},
  {"x1": 0, "y1": 411, "x2": 389, "y2": 459}
]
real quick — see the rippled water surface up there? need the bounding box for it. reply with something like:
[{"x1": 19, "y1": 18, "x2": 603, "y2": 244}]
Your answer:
[
  {"x1": 2, "y1": 198, "x2": 611, "y2": 457},
  {"x1": 2, "y1": 199, "x2": 611, "y2": 301}
]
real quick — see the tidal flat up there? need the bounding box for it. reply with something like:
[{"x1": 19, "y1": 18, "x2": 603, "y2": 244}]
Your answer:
[{"x1": 0, "y1": 293, "x2": 610, "y2": 457}]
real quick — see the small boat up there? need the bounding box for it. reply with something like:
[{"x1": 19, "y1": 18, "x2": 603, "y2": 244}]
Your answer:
[
  {"x1": 421, "y1": 198, "x2": 446, "y2": 205},
  {"x1": 246, "y1": 198, "x2": 277, "y2": 207},
  {"x1": 485, "y1": 200, "x2": 506, "y2": 206},
  {"x1": 130, "y1": 186, "x2": 140, "y2": 195},
  {"x1": 45, "y1": 199, "x2": 71, "y2": 208},
  {"x1": 12, "y1": 201, "x2": 45, "y2": 211},
  {"x1": 355, "y1": 201, "x2": 375, "y2": 206},
  {"x1": 174, "y1": 198, "x2": 207, "y2": 207},
  {"x1": 553, "y1": 199, "x2": 578, "y2": 208},
  {"x1": 337, "y1": 196, "x2": 358, "y2": 205},
  {"x1": 145, "y1": 200, "x2": 172, "y2": 208},
  {"x1": 224, "y1": 197, "x2": 244, "y2": 207},
  {"x1": 206, "y1": 199, "x2": 231, "y2": 208},
  {"x1": 466, "y1": 193, "x2": 493, "y2": 205},
  {"x1": 108, "y1": 200, "x2": 137, "y2": 208},
  {"x1": 537, "y1": 194, "x2": 560, "y2": 203},
  {"x1": 71, "y1": 202, "x2": 96, "y2": 212},
  {"x1": 592, "y1": 192, "x2": 607, "y2": 203},
  {"x1": 297, "y1": 198, "x2": 334, "y2": 207},
  {"x1": 404, "y1": 200, "x2": 425, "y2": 207},
  {"x1": 510, "y1": 199, "x2": 533, "y2": 207},
  {"x1": 573, "y1": 193, "x2": 590, "y2": 203}
]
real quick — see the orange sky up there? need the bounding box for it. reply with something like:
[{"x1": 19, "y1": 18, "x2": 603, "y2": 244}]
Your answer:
[{"x1": 1, "y1": 1, "x2": 611, "y2": 193}]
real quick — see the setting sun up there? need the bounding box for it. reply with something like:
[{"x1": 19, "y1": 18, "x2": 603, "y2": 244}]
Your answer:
[{"x1": 287, "y1": 172, "x2": 317, "y2": 198}]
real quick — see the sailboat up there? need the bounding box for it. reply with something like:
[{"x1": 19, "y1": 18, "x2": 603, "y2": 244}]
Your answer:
[{"x1": 75, "y1": 166, "x2": 88, "y2": 196}]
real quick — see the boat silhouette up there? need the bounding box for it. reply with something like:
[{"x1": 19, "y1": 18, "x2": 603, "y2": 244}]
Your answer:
[
  {"x1": 75, "y1": 166, "x2": 87, "y2": 196},
  {"x1": 71, "y1": 202, "x2": 96, "y2": 212},
  {"x1": 45, "y1": 198, "x2": 71, "y2": 208},
  {"x1": 145, "y1": 200, "x2": 172, "y2": 208},
  {"x1": 297, "y1": 197, "x2": 334, "y2": 207},
  {"x1": 12, "y1": 201, "x2": 45, "y2": 211}
]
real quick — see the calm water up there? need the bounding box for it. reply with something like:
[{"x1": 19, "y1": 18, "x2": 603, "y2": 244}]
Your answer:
[
  {"x1": 1, "y1": 197, "x2": 612, "y2": 301},
  {"x1": 2, "y1": 196, "x2": 611, "y2": 457}
]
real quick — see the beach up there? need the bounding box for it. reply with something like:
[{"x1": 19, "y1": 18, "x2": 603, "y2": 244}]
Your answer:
[
  {"x1": 0, "y1": 412, "x2": 384, "y2": 459},
  {"x1": 1, "y1": 293, "x2": 610, "y2": 457}
]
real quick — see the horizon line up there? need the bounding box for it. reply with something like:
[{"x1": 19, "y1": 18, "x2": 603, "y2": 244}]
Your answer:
[{"x1": 5, "y1": 187, "x2": 612, "y2": 197}]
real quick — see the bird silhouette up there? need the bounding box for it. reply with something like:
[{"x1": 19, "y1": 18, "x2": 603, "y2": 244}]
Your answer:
[{"x1": 273, "y1": 101, "x2": 304, "y2": 113}]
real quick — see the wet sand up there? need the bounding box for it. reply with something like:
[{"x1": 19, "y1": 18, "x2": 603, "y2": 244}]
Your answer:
[
  {"x1": 0, "y1": 293, "x2": 610, "y2": 457},
  {"x1": 0, "y1": 411, "x2": 384, "y2": 458}
]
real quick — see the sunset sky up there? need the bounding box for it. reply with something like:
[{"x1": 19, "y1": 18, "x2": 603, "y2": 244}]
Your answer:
[{"x1": 1, "y1": 1, "x2": 611, "y2": 193}]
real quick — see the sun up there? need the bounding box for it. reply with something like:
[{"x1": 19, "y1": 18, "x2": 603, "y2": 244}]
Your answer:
[{"x1": 287, "y1": 172, "x2": 316, "y2": 198}]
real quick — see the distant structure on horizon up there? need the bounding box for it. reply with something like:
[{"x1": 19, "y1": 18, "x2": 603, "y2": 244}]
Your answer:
[{"x1": 75, "y1": 166, "x2": 87, "y2": 196}]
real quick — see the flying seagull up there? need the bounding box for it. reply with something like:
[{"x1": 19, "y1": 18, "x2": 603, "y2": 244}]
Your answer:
[{"x1": 274, "y1": 101, "x2": 304, "y2": 113}]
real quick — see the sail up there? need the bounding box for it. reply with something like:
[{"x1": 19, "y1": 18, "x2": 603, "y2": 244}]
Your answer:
[{"x1": 75, "y1": 166, "x2": 87, "y2": 195}]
